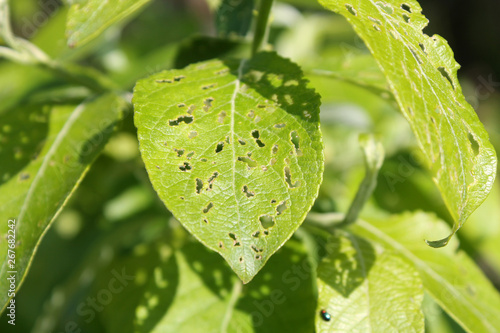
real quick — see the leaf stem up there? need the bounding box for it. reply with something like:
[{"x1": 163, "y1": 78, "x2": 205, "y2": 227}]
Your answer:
[
  {"x1": 220, "y1": 279, "x2": 242, "y2": 333},
  {"x1": 338, "y1": 134, "x2": 384, "y2": 227},
  {"x1": 0, "y1": 0, "x2": 15, "y2": 46},
  {"x1": 251, "y1": 0, "x2": 274, "y2": 56},
  {"x1": 0, "y1": 0, "x2": 117, "y2": 93}
]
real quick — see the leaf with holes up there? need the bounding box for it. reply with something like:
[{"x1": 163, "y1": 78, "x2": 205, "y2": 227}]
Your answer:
[
  {"x1": 133, "y1": 52, "x2": 323, "y2": 283},
  {"x1": 351, "y1": 212, "x2": 500, "y2": 332},
  {"x1": 316, "y1": 231, "x2": 424, "y2": 332},
  {"x1": 66, "y1": 0, "x2": 152, "y2": 47},
  {"x1": 319, "y1": 0, "x2": 497, "y2": 246},
  {"x1": 0, "y1": 93, "x2": 126, "y2": 311}
]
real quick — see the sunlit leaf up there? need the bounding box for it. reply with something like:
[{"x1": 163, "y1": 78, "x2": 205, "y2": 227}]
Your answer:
[
  {"x1": 352, "y1": 212, "x2": 500, "y2": 332},
  {"x1": 319, "y1": 0, "x2": 497, "y2": 246},
  {"x1": 66, "y1": 0, "x2": 152, "y2": 47},
  {"x1": 316, "y1": 231, "x2": 424, "y2": 332},
  {"x1": 133, "y1": 52, "x2": 323, "y2": 282},
  {"x1": 0, "y1": 93, "x2": 126, "y2": 311}
]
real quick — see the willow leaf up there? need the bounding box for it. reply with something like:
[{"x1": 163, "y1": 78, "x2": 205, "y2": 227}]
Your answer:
[
  {"x1": 319, "y1": 0, "x2": 497, "y2": 246},
  {"x1": 133, "y1": 52, "x2": 324, "y2": 283},
  {"x1": 352, "y1": 212, "x2": 500, "y2": 332},
  {"x1": 316, "y1": 231, "x2": 424, "y2": 332}
]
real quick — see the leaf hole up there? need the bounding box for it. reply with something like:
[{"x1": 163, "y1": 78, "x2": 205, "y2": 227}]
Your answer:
[
  {"x1": 200, "y1": 158, "x2": 208, "y2": 162},
  {"x1": 195, "y1": 178, "x2": 203, "y2": 194},
  {"x1": 156, "y1": 79, "x2": 172, "y2": 83},
  {"x1": 218, "y1": 241, "x2": 224, "y2": 249},
  {"x1": 274, "y1": 123, "x2": 286, "y2": 129},
  {"x1": 389, "y1": 29, "x2": 398, "y2": 39},
  {"x1": 247, "y1": 110, "x2": 255, "y2": 118},
  {"x1": 207, "y1": 172, "x2": 219, "y2": 191},
  {"x1": 186, "y1": 151, "x2": 195, "y2": 160},
  {"x1": 238, "y1": 139, "x2": 246, "y2": 145},
  {"x1": 174, "y1": 148, "x2": 185, "y2": 157},
  {"x1": 468, "y1": 133, "x2": 480, "y2": 155},
  {"x1": 377, "y1": 2, "x2": 394, "y2": 14},
  {"x1": 229, "y1": 233, "x2": 241, "y2": 247},
  {"x1": 179, "y1": 162, "x2": 192, "y2": 172},
  {"x1": 252, "y1": 231, "x2": 260, "y2": 238},
  {"x1": 402, "y1": 13, "x2": 410, "y2": 23},
  {"x1": 169, "y1": 115, "x2": 194, "y2": 126},
  {"x1": 243, "y1": 185, "x2": 255, "y2": 197},
  {"x1": 237, "y1": 155, "x2": 258, "y2": 168},
  {"x1": 409, "y1": 47, "x2": 422, "y2": 64},
  {"x1": 202, "y1": 83, "x2": 216, "y2": 90},
  {"x1": 252, "y1": 130, "x2": 265, "y2": 147},
  {"x1": 203, "y1": 202, "x2": 214, "y2": 214},
  {"x1": 270, "y1": 199, "x2": 277, "y2": 204},
  {"x1": 177, "y1": 103, "x2": 186, "y2": 108},
  {"x1": 272, "y1": 144, "x2": 278, "y2": 154},
  {"x1": 203, "y1": 98, "x2": 214, "y2": 112},
  {"x1": 239, "y1": 257, "x2": 244, "y2": 263},
  {"x1": 419, "y1": 43, "x2": 427, "y2": 54},
  {"x1": 368, "y1": 16, "x2": 382, "y2": 25},
  {"x1": 276, "y1": 201, "x2": 288, "y2": 215},
  {"x1": 263, "y1": 230, "x2": 269, "y2": 236},
  {"x1": 180, "y1": 196, "x2": 184, "y2": 200},
  {"x1": 345, "y1": 4, "x2": 357, "y2": 15},
  {"x1": 259, "y1": 215, "x2": 275, "y2": 229},
  {"x1": 218, "y1": 111, "x2": 227, "y2": 124},
  {"x1": 255, "y1": 255, "x2": 262, "y2": 260},
  {"x1": 215, "y1": 68, "x2": 229, "y2": 75},
  {"x1": 284, "y1": 166, "x2": 300, "y2": 188},
  {"x1": 174, "y1": 75, "x2": 185, "y2": 82},
  {"x1": 290, "y1": 131, "x2": 302, "y2": 156},
  {"x1": 401, "y1": 3, "x2": 411, "y2": 12},
  {"x1": 438, "y1": 67, "x2": 455, "y2": 90},
  {"x1": 203, "y1": 218, "x2": 209, "y2": 224},
  {"x1": 251, "y1": 245, "x2": 263, "y2": 253},
  {"x1": 215, "y1": 142, "x2": 224, "y2": 153},
  {"x1": 373, "y1": 25, "x2": 381, "y2": 31}
]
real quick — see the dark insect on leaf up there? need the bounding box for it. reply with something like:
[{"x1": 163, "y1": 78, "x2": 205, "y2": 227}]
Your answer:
[{"x1": 320, "y1": 309, "x2": 331, "y2": 322}]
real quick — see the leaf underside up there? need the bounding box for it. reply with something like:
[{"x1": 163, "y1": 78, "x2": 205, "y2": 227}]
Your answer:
[
  {"x1": 134, "y1": 52, "x2": 324, "y2": 283},
  {"x1": 66, "y1": 0, "x2": 152, "y2": 47},
  {"x1": 0, "y1": 93, "x2": 125, "y2": 310},
  {"x1": 319, "y1": 0, "x2": 497, "y2": 246}
]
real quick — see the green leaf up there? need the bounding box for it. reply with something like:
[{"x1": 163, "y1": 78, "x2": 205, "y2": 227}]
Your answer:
[
  {"x1": 215, "y1": 0, "x2": 255, "y2": 38},
  {"x1": 351, "y1": 212, "x2": 500, "y2": 332},
  {"x1": 316, "y1": 231, "x2": 424, "y2": 332},
  {"x1": 135, "y1": 237, "x2": 315, "y2": 333},
  {"x1": 66, "y1": 0, "x2": 152, "y2": 48},
  {"x1": 0, "y1": 93, "x2": 126, "y2": 311},
  {"x1": 319, "y1": 0, "x2": 497, "y2": 246},
  {"x1": 133, "y1": 51, "x2": 324, "y2": 283}
]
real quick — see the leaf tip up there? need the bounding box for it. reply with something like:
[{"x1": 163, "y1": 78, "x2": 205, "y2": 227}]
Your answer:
[{"x1": 425, "y1": 234, "x2": 452, "y2": 248}]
